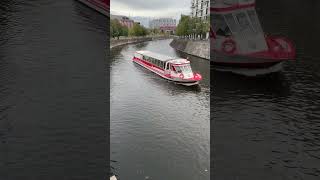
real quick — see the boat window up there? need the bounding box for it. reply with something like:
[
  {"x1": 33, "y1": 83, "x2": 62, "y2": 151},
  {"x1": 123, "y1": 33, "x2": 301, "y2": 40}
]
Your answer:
[
  {"x1": 211, "y1": 14, "x2": 231, "y2": 37},
  {"x1": 174, "y1": 66, "x2": 182, "y2": 73},
  {"x1": 247, "y1": 10, "x2": 262, "y2": 33},
  {"x1": 182, "y1": 65, "x2": 193, "y2": 74},
  {"x1": 165, "y1": 63, "x2": 170, "y2": 70},
  {"x1": 224, "y1": 14, "x2": 239, "y2": 33},
  {"x1": 170, "y1": 64, "x2": 175, "y2": 71},
  {"x1": 235, "y1": 12, "x2": 254, "y2": 34}
]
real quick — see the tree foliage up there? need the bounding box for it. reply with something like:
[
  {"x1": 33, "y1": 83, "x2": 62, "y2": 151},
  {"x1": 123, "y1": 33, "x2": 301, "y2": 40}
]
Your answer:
[
  {"x1": 110, "y1": 19, "x2": 128, "y2": 38},
  {"x1": 176, "y1": 15, "x2": 190, "y2": 36},
  {"x1": 176, "y1": 15, "x2": 210, "y2": 38},
  {"x1": 128, "y1": 23, "x2": 148, "y2": 37},
  {"x1": 149, "y1": 28, "x2": 162, "y2": 35}
]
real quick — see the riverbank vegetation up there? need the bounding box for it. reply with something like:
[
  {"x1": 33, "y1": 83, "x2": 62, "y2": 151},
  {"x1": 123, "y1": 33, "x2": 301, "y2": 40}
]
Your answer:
[
  {"x1": 111, "y1": 19, "x2": 148, "y2": 39},
  {"x1": 128, "y1": 23, "x2": 148, "y2": 37},
  {"x1": 110, "y1": 19, "x2": 128, "y2": 38},
  {"x1": 176, "y1": 15, "x2": 210, "y2": 39}
]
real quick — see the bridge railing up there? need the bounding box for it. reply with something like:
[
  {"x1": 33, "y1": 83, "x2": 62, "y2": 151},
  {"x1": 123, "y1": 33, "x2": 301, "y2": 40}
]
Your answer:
[{"x1": 110, "y1": 34, "x2": 173, "y2": 40}]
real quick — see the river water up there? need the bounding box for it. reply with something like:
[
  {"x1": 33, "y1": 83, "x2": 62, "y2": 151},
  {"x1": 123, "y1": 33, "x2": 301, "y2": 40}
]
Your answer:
[
  {"x1": 110, "y1": 39, "x2": 210, "y2": 180},
  {"x1": 212, "y1": 0, "x2": 320, "y2": 179},
  {"x1": 0, "y1": 0, "x2": 107, "y2": 179}
]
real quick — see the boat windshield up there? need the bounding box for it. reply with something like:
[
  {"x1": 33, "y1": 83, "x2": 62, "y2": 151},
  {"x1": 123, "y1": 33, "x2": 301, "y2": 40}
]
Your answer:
[
  {"x1": 212, "y1": 10, "x2": 261, "y2": 37},
  {"x1": 174, "y1": 65, "x2": 193, "y2": 74},
  {"x1": 211, "y1": 14, "x2": 232, "y2": 36}
]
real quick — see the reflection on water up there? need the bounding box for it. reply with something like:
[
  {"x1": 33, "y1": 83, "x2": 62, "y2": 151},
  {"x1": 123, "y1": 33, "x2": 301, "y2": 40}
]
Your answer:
[
  {"x1": 110, "y1": 39, "x2": 210, "y2": 180},
  {"x1": 213, "y1": 0, "x2": 320, "y2": 179}
]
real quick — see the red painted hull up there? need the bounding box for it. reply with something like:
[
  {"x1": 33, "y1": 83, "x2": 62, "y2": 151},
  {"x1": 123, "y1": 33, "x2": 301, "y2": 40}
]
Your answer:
[{"x1": 212, "y1": 35, "x2": 296, "y2": 69}]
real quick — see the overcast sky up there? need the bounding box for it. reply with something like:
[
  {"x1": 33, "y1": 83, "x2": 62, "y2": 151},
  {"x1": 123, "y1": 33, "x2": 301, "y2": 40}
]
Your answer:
[{"x1": 111, "y1": 0, "x2": 191, "y2": 20}]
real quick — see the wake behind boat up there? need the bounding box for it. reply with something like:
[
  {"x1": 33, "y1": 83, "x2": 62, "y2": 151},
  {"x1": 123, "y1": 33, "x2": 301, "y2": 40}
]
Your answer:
[{"x1": 132, "y1": 51, "x2": 202, "y2": 86}]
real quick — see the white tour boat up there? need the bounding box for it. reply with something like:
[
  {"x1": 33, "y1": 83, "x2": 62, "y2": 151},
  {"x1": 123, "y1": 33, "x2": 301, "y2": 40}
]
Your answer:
[
  {"x1": 132, "y1": 51, "x2": 202, "y2": 86},
  {"x1": 210, "y1": 0, "x2": 296, "y2": 75}
]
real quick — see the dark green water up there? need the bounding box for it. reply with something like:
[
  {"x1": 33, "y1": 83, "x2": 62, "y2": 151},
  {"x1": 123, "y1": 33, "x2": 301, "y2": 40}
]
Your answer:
[
  {"x1": 212, "y1": 1, "x2": 320, "y2": 179},
  {"x1": 110, "y1": 39, "x2": 210, "y2": 180},
  {"x1": 0, "y1": 0, "x2": 108, "y2": 179}
]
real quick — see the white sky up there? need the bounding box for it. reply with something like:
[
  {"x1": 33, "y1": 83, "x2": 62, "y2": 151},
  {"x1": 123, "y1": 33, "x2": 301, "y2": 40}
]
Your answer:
[{"x1": 110, "y1": 0, "x2": 191, "y2": 20}]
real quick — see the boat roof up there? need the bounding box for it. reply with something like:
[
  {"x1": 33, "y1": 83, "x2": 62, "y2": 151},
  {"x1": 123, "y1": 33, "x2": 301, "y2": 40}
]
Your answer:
[
  {"x1": 136, "y1": 50, "x2": 175, "y2": 62},
  {"x1": 168, "y1": 59, "x2": 190, "y2": 65}
]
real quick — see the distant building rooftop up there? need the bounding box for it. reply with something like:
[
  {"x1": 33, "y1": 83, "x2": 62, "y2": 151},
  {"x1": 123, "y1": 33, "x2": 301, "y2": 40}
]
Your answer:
[
  {"x1": 110, "y1": 14, "x2": 134, "y2": 28},
  {"x1": 110, "y1": 14, "x2": 132, "y2": 21}
]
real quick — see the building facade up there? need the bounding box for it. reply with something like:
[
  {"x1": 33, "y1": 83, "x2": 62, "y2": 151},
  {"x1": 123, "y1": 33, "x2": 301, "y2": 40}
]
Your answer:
[
  {"x1": 191, "y1": 0, "x2": 210, "y2": 20},
  {"x1": 149, "y1": 18, "x2": 177, "y2": 34},
  {"x1": 111, "y1": 15, "x2": 134, "y2": 28}
]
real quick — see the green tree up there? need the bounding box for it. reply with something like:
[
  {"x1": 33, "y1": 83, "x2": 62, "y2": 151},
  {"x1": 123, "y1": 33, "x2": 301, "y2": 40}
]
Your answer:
[
  {"x1": 176, "y1": 15, "x2": 191, "y2": 36},
  {"x1": 149, "y1": 28, "x2": 161, "y2": 35},
  {"x1": 176, "y1": 15, "x2": 210, "y2": 38},
  {"x1": 129, "y1": 23, "x2": 147, "y2": 37},
  {"x1": 110, "y1": 19, "x2": 129, "y2": 39}
]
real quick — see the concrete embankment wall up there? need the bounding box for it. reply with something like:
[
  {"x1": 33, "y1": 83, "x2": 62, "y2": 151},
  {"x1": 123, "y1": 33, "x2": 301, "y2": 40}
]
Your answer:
[
  {"x1": 170, "y1": 39, "x2": 210, "y2": 60},
  {"x1": 110, "y1": 36, "x2": 171, "y2": 49}
]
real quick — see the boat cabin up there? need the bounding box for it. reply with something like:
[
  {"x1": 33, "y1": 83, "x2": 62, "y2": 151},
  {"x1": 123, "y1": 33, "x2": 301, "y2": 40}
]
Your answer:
[
  {"x1": 211, "y1": 0, "x2": 268, "y2": 54},
  {"x1": 134, "y1": 51, "x2": 196, "y2": 80}
]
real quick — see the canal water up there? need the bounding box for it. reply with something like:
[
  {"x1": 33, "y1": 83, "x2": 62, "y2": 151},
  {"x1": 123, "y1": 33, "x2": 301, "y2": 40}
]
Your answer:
[
  {"x1": 212, "y1": 0, "x2": 320, "y2": 179},
  {"x1": 0, "y1": 0, "x2": 107, "y2": 179},
  {"x1": 110, "y1": 39, "x2": 210, "y2": 180}
]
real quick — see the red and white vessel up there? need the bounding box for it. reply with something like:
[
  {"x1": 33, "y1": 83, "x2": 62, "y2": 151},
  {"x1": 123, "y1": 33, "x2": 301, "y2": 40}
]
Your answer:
[
  {"x1": 210, "y1": 0, "x2": 296, "y2": 75},
  {"x1": 133, "y1": 51, "x2": 202, "y2": 86},
  {"x1": 76, "y1": 0, "x2": 109, "y2": 16}
]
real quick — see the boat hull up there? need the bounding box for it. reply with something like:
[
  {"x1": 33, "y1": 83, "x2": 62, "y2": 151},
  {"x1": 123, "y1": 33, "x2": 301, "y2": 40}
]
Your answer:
[
  {"x1": 132, "y1": 57, "x2": 199, "y2": 86},
  {"x1": 212, "y1": 50, "x2": 291, "y2": 75},
  {"x1": 213, "y1": 62, "x2": 283, "y2": 76},
  {"x1": 213, "y1": 50, "x2": 288, "y2": 67}
]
